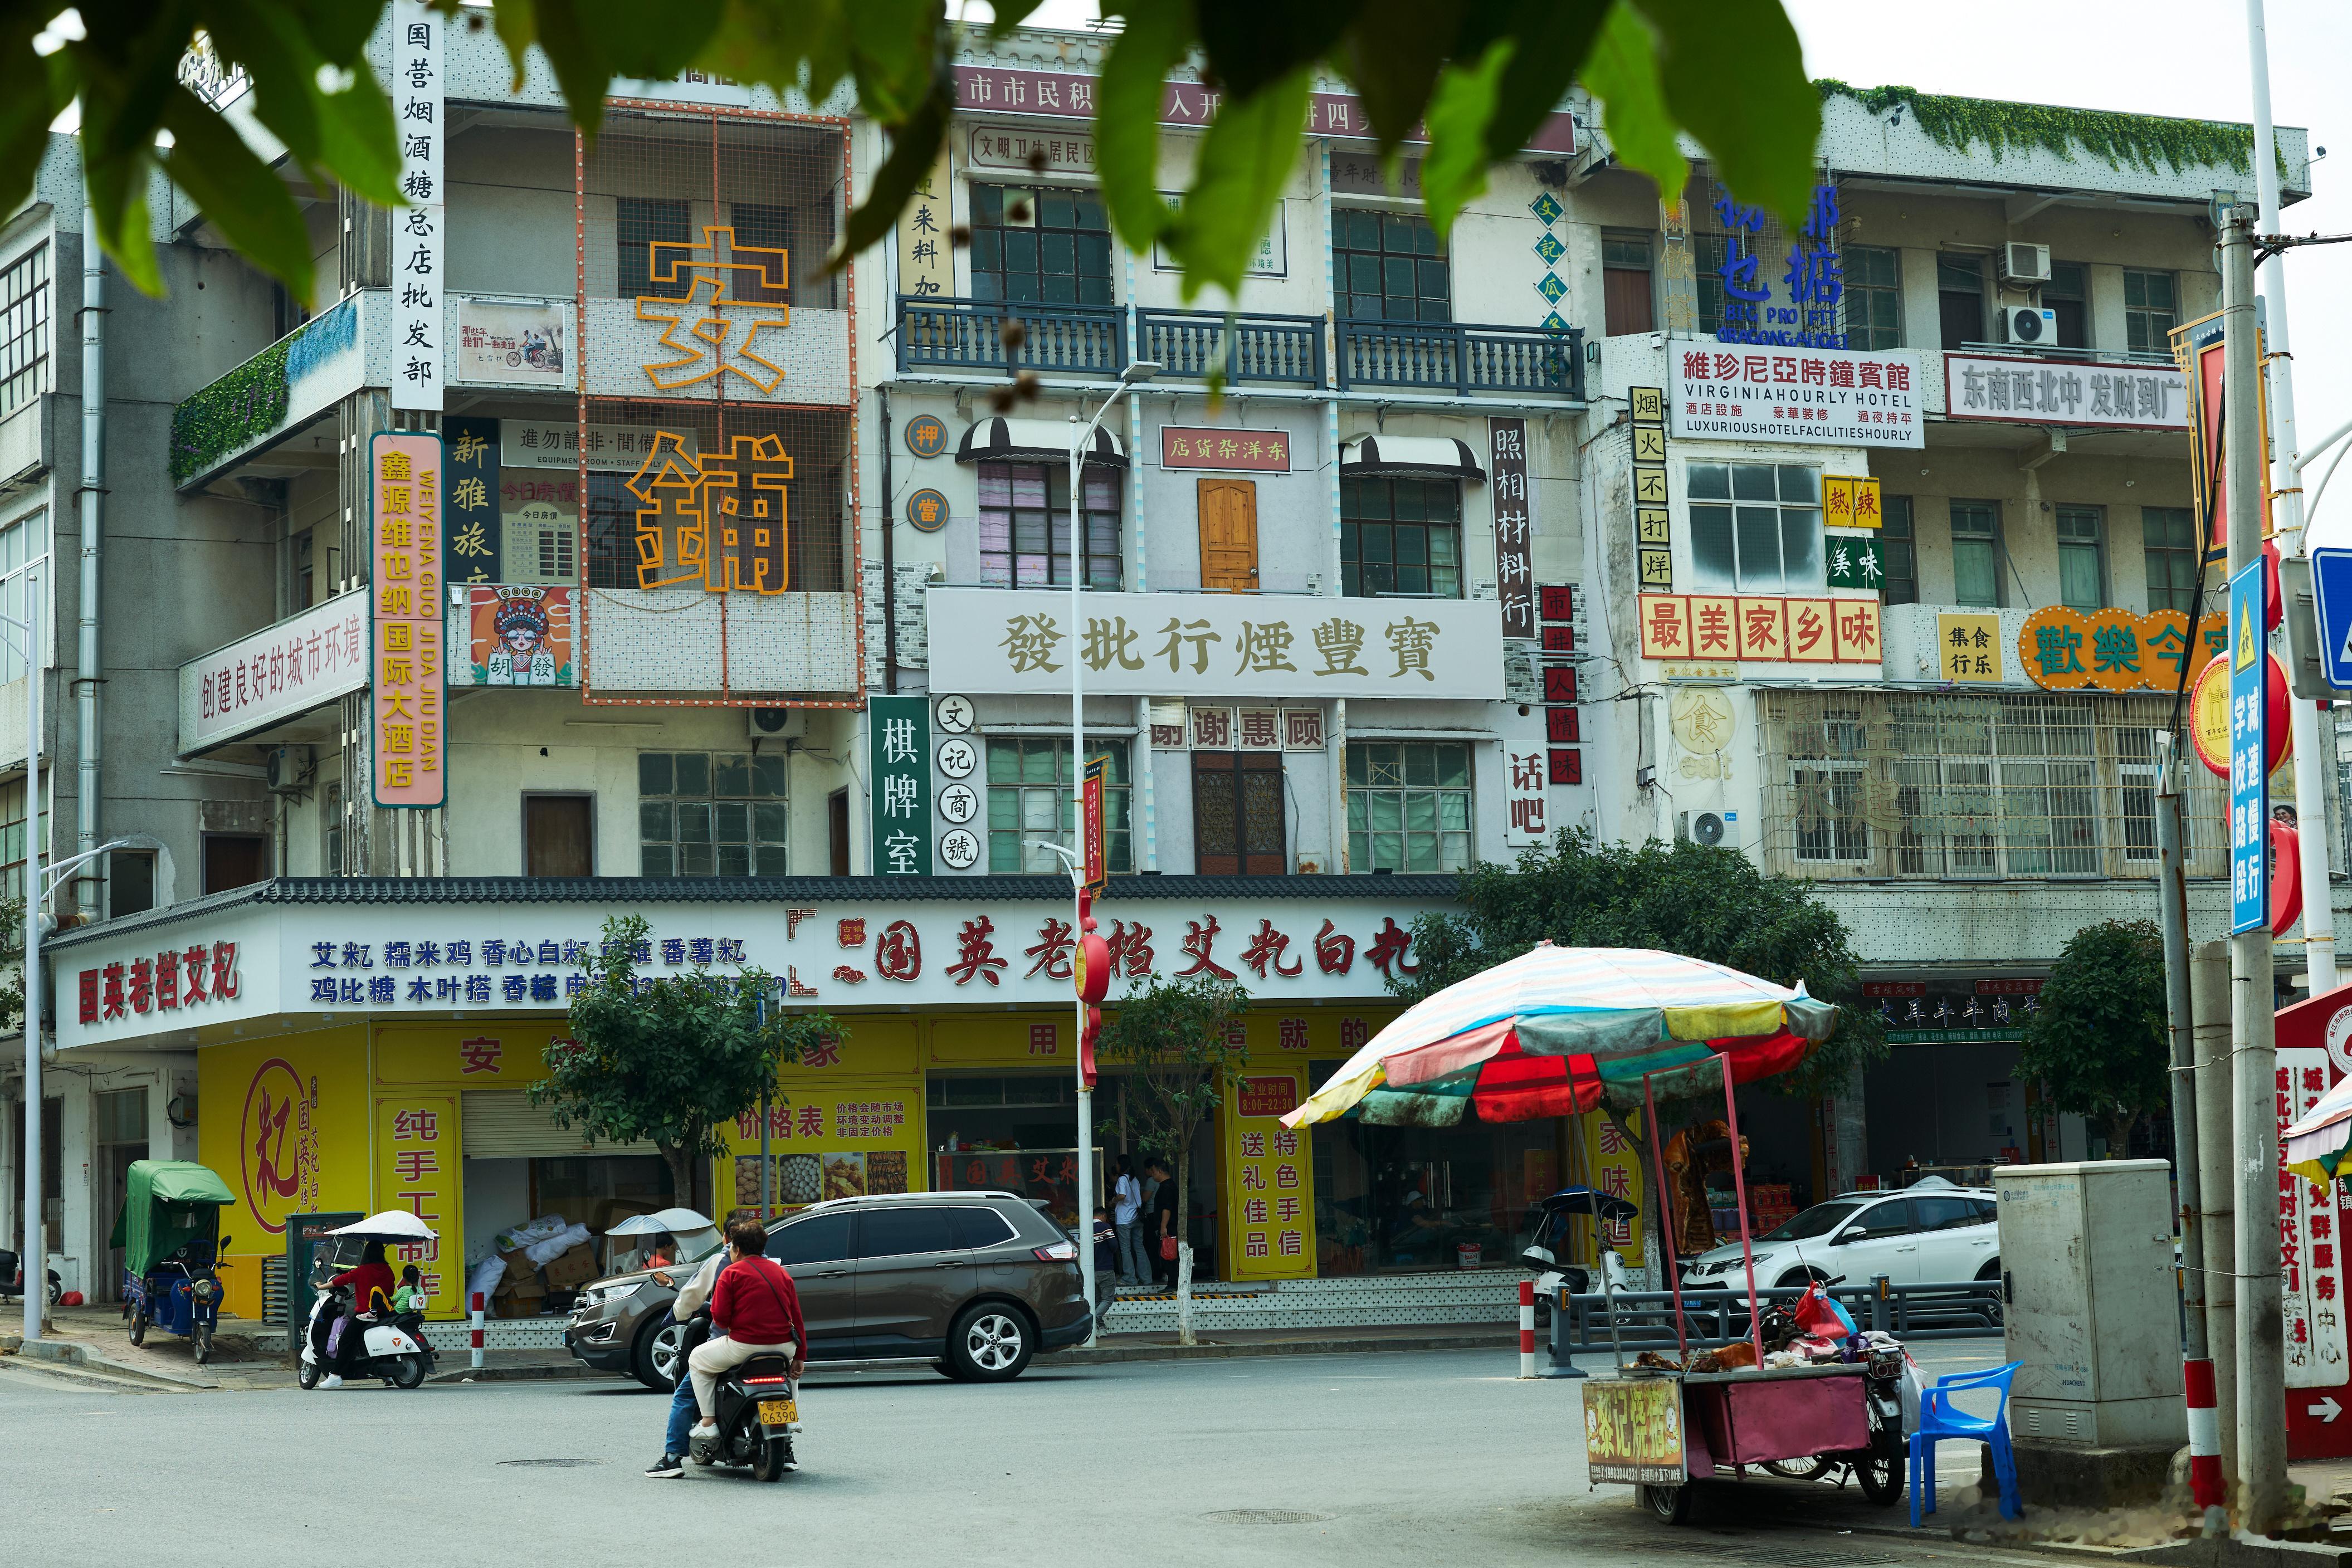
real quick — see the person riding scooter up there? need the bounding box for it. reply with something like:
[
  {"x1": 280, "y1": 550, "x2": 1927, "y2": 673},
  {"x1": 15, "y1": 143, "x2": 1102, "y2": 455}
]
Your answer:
[
  {"x1": 324, "y1": 1240, "x2": 396, "y2": 1389},
  {"x1": 685, "y1": 1219, "x2": 804, "y2": 1445}
]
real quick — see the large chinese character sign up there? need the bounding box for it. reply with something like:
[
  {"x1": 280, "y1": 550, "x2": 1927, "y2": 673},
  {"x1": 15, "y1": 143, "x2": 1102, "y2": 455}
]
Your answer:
[
  {"x1": 868, "y1": 696, "x2": 933, "y2": 876},
  {"x1": 371, "y1": 432, "x2": 446, "y2": 808},
  {"x1": 626, "y1": 430, "x2": 792, "y2": 593}
]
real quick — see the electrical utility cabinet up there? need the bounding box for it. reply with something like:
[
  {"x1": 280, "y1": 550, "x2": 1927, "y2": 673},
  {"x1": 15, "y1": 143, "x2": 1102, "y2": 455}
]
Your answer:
[{"x1": 1994, "y1": 1160, "x2": 2184, "y2": 1448}]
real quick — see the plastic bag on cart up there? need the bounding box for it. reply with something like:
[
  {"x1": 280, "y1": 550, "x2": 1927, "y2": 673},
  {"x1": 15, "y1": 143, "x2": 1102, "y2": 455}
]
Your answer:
[{"x1": 1790, "y1": 1281, "x2": 1857, "y2": 1340}]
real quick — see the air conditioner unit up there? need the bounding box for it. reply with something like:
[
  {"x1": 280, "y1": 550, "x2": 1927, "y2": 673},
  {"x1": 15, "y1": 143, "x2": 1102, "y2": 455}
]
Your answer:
[
  {"x1": 2000, "y1": 242, "x2": 2053, "y2": 285},
  {"x1": 265, "y1": 745, "x2": 313, "y2": 794},
  {"x1": 1999, "y1": 305, "x2": 2057, "y2": 345},
  {"x1": 748, "y1": 707, "x2": 806, "y2": 741}
]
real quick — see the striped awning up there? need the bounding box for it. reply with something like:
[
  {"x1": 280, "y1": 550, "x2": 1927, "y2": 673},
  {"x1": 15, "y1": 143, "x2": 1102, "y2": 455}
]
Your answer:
[
  {"x1": 955, "y1": 416, "x2": 1128, "y2": 468},
  {"x1": 1340, "y1": 434, "x2": 1485, "y2": 482}
]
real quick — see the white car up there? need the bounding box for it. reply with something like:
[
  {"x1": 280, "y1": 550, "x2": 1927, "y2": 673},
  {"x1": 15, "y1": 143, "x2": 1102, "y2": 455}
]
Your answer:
[{"x1": 1678, "y1": 1186, "x2": 2001, "y2": 1298}]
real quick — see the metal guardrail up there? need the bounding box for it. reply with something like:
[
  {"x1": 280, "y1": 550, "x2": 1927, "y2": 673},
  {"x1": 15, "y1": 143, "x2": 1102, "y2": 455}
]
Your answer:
[
  {"x1": 1135, "y1": 307, "x2": 1324, "y2": 387},
  {"x1": 1558, "y1": 1278, "x2": 2004, "y2": 1352},
  {"x1": 1337, "y1": 317, "x2": 1587, "y2": 399},
  {"x1": 896, "y1": 295, "x2": 1127, "y2": 377}
]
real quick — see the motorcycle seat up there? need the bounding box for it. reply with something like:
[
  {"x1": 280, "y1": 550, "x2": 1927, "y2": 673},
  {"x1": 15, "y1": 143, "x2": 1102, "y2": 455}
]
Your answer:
[{"x1": 736, "y1": 1354, "x2": 793, "y2": 1381}]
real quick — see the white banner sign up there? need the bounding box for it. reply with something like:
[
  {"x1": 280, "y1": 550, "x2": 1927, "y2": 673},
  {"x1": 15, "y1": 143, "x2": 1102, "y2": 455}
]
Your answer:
[
  {"x1": 179, "y1": 594, "x2": 369, "y2": 755},
  {"x1": 1943, "y1": 353, "x2": 2188, "y2": 431},
  {"x1": 500, "y1": 420, "x2": 700, "y2": 472},
  {"x1": 53, "y1": 894, "x2": 1451, "y2": 1048},
  {"x1": 925, "y1": 588, "x2": 1505, "y2": 700},
  {"x1": 390, "y1": 0, "x2": 442, "y2": 412},
  {"x1": 1670, "y1": 345, "x2": 1923, "y2": 448},
  {"x1": 453, "y1": 297, "x2": 570, "y2": 388}
]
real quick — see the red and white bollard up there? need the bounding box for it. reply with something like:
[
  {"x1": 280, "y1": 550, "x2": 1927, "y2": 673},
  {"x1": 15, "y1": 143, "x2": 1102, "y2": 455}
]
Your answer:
[
  {"x1": 1519, "y1": 1280, "x2": 1536, "y2": 1379},
  {"x1": 470, "y1": 1291, "x2": 486, "y2": 1371},
  {"x1": 2184, "y1": 1356, "x2": 2223, "y2": 1515}
]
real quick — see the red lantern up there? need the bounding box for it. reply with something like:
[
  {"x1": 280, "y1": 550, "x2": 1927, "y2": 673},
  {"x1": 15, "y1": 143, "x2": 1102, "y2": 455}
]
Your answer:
[{"x1": 2272, "y1": 819, "x2": 2305, "y2": 937}]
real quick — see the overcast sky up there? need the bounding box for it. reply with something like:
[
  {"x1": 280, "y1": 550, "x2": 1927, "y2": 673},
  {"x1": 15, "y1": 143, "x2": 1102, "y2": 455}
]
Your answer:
[{"x1": 992, "y1": 0, "x2": 2352, "y2": 544}]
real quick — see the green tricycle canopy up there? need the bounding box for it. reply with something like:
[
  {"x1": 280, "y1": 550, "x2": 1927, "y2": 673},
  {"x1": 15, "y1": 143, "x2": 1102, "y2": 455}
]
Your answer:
[{"x1": 109, "y1": 1160, "x2": 235, "y2": 1279}]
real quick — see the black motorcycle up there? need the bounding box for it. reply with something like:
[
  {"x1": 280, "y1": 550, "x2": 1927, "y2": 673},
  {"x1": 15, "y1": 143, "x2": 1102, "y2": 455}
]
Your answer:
[
  {"x1": 687, "y1": 1354, "x2": 801, "y2": 1482},
  {"x1": 0, "y1": 1248, "x2": 61, "y2": 1308}
]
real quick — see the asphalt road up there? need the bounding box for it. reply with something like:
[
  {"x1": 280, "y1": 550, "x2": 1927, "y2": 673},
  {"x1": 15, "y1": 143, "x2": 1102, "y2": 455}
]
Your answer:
[{"x1": 1, "y1": 1346, "x2": 2035, "y2": 1567}]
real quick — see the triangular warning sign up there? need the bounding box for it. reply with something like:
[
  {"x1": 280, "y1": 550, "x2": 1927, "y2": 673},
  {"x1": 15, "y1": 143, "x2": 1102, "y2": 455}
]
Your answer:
[
  {"x1": 2238, "y1": 604, "x2": 2257, "y2": 671},
  {"x1": 2338, "y1": 616, "x2": 2352, "y2": 670}
]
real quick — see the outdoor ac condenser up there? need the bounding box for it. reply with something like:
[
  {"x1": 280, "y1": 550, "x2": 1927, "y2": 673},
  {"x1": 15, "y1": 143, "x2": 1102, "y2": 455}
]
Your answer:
[{"x1": 1994, "y1": 1160, "x2": 2185, "y2": 1448}]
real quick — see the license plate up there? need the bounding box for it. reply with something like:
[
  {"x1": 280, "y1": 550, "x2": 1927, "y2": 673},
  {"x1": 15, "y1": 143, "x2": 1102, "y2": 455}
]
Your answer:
[{"x1": 758, "y1": 1398, "x2": 797, "y2": 1426}]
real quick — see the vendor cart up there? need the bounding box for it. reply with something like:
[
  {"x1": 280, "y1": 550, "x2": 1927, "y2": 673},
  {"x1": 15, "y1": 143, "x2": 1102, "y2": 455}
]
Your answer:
[{"x1": 1581, "y1": 1056, "x2": 1905, "y2": 1524}]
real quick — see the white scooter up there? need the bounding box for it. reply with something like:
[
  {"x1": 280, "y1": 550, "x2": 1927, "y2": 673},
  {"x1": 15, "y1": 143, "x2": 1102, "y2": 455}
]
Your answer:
[{"x1": 297, "y1": 1282, "x2": 431, "y2": 1389}]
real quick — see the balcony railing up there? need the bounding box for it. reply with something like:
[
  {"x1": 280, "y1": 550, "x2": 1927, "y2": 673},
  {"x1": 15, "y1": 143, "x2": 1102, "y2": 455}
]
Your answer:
[
  {"x1": 896, "y1": 296, "x2": 1126, "y2": 378},
  {"x1": 1338, "y1": 317, "x2": 1585, "y2": 399},
  {"x1": 1135, "y1": 307, "x2": 1324, "y2": 388}
]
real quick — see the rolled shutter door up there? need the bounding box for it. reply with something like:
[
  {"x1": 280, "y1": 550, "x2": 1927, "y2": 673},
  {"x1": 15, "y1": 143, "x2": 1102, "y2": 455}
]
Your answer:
[{"x1": 460, "y1": 1090, "x2": 660, "y2": 1159}]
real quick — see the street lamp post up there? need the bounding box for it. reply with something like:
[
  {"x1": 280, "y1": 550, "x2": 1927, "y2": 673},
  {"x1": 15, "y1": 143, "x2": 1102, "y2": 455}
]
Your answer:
[
  {"x1": 1069, "y1": 362, "x2": 1156, "y2": 1342},
  {"x1": 9, "y1": 567, "x2": 35, "y2": 1345}
]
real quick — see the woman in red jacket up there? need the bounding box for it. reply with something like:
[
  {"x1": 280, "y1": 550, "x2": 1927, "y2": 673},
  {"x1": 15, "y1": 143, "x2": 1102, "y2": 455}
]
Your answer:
[
  {"x1": 687, "y1": 1218, "x2": 807, "y2": 1438},
  {"x1": 323, "y1": 1240, "x2": 396, "y2": 1389}
]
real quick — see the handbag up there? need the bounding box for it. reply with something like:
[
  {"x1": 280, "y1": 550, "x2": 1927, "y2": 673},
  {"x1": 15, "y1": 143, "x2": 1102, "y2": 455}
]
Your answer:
[{"x1": 1159, "y1": 1236, "x2": 1179, "y2": 1262}]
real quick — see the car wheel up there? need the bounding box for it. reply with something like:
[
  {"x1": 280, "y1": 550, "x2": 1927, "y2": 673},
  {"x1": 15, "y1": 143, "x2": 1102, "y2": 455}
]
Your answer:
[
  {"x1": 945, "y1": 1304, "x2": 1034, "y2": 1382},
  {"x1": 636, "y1": 1318, "x2": 685, "y2": 1391},
  {"x1": 1975, "y1": 1260, "x2": 2004, "y2": 1325}
]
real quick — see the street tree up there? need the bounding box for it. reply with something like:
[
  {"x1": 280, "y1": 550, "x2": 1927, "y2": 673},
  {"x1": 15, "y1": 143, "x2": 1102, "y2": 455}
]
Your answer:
[
  {"x1": 1397, "y1": 830, "x2": 1881, "y2": 1268},
  {"x1": 2016, "y1": 918, "x2": 2168, "y2": 1156},
  {"x1": 17, "y1": 1, "x2": 1822, "y2": 309},
  {"x1": 534, "y1": 912, "x2": 842, "y2": 1209},
  {"x1": 1098, "y1": 970, "x2": 1252, "y2": 1345}
]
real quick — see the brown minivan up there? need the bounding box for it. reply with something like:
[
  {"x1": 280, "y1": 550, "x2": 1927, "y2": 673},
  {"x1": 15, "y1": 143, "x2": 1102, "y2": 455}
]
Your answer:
[{"x1": 567, "y1": 1190, "x2": 1090, "y2": 1385}]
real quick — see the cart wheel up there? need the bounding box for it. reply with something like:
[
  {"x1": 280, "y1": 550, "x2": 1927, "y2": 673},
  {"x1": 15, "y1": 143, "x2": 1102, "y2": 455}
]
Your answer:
[
  {"x1": 127, "y1": 1310, "x2": 146, "y2": 1349},
  {"x1": 193, "y1": 1325, "x2": 213, "y2": 1366},
  {"x1": 1762, "y1": 1457, "x2": 1829, "y2": 1481},
  {"x1": 1853, "y1": 1433, "x2": 1904, "y2": 1505},
  {"x1": 1640, "y1": 1482, "x2": 1695, "y2": 1525}
]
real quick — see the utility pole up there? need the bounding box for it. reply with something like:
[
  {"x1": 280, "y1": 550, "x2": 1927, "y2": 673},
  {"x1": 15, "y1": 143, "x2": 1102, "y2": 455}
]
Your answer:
[
  {"x1": 2194, "y1": 940, "x2": 2239, "y2": 1495},
  {"x1": 2158, "y1": 741, "x2": 2223, "y2": 1530},
  {"x1": 2223, "y1": 202, "x2": 2287, "y2": 1535},
  {"x1": 2245, "y1": 0, "x2": 2338, "y2": 997}
]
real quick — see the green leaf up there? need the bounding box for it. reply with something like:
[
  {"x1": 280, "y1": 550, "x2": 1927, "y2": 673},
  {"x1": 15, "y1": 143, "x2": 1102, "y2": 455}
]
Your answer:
[
  {"x1": 1163, "y1": 65, "x2": 1313, "y2": 301},
  {"x1": 1632, "y1": 0, "x2": 1818, "y2": 227},
  {"x1": 828, "y1": 61, "x2": 952, "y2": 272},
  {"x1": 1096, "y1": 0, "x2": 1194, "y2": 253},
  {"x1": 1192, "y1": 0, "x2": 1359, "y2": 101},
  {"x1": 1465, "y1": 0, "x2": 1609, "y2": 162},
  {"x1": 1417, "y1": 37, "x2": 1514, "y2": 243},
  {"x1": 1333, "y1": 0, "x2": 1453, "y2": 156},
  {"x1": 1579, "y1": 3, "x2": 1685, "y2": 211},
  {"x1": 159, "y1": 85, "x2": 323, "y2": 299}
]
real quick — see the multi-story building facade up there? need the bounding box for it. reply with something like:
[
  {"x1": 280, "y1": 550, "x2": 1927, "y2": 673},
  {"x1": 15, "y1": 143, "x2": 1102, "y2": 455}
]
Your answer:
[{"x1": 0, "y1": 17, "x2": 2316, "y2": 1315}]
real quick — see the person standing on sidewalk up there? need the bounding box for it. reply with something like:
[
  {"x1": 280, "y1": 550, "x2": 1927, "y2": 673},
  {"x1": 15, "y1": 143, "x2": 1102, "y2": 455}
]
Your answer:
[
  {"x1": 1148, "y1": 1157, "x2": 1180, "y2": 1291},
  {"x1": 1112, "y1": 1156, "x2": 1147, "y2": 1286},
  {"x1": 1091, "y1": 1206, "x2": 1119, "y2": 1331}
]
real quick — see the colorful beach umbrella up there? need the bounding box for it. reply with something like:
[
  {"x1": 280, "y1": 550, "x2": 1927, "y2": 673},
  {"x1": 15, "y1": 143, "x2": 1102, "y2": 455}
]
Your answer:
[
  {"x1": 1282, "y1": 944, "x2": 1839, "y2": 1128},
  {"x1": 2286, "y1": 1073, "x2": 2352, "y2": 1186}
]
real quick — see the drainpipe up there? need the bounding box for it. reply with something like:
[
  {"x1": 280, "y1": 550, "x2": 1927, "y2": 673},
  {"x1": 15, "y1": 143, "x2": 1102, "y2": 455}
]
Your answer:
[
  {"x1": 75, "y1": 197, "x2": 105, "y2": 916},
  {"x1": 879, "y1": 386, "x2": 896, "y2": 694}
]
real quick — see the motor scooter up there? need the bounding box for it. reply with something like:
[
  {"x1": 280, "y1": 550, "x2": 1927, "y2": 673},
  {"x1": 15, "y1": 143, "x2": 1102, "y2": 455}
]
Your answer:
[
  {"x1": 297, "y1": 1282, "x2": 431, "y2": 1389},
  {"x1": 0, "y1": 1248, "x2": 61, "y2": 1307},
  {"x1": 687, "y1": 1354, "x2": 802, "y2": 1482}
]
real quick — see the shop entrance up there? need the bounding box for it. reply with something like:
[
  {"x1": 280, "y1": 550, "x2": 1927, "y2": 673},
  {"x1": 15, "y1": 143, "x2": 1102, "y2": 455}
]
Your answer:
[
  {"x1": 928, "y1": 1072, "x2": 1102, "y2": 1234},
  {"x1": 461, "y1": 1088, "x2": 671, "y2": 1316}
]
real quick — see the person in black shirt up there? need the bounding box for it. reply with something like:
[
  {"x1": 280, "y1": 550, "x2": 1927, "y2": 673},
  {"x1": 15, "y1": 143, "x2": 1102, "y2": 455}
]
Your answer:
[{"x1": 1148, "y1": 1157, "x2": 1180, "y2": 1290}]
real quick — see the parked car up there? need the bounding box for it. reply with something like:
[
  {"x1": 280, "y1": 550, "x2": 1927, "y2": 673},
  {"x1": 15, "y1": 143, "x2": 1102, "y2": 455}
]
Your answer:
[
  {"x1": 1678, "y1": 1184, "x2": 2001, "y2": 1300},
  {"x1": 565, "y1": 1190, "x2": 1091, "y2": 1387}
]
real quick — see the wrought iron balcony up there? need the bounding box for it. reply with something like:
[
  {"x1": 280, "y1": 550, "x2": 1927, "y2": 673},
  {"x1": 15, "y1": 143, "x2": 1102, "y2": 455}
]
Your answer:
[
  {"x1": 1336, "y1": 317, "x2": 1586, "y2": 400},
  {"x1": 895, "y1": 295, "x2": 1127, "y2": 378},
  {"x1": 1135, "y1": 307, "x2": 1325, "y2": 388}
]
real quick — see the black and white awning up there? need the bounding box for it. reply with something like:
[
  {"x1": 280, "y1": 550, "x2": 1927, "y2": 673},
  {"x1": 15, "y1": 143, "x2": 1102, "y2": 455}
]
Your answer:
[
  {"x1": 955, "y1": 416, "x2": 1129, "y2": 468},
  {"x1": 1339, "y1": 434, "x2": 1485, "y2": 483}
]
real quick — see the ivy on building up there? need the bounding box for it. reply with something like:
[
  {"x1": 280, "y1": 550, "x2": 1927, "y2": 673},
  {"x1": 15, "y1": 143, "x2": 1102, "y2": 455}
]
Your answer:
[
  {"x1": 1815, "y1": 81, "x2": 2286, "y2": 182},
  {"x1": 168, "y1": 336, "x2": 291, "y2": 485}
]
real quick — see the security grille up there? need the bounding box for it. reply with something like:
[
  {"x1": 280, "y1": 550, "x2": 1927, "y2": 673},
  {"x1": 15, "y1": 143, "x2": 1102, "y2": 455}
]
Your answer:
[{"x1": 1756, "y1": 688, "x2": 2228, "y2": 881}]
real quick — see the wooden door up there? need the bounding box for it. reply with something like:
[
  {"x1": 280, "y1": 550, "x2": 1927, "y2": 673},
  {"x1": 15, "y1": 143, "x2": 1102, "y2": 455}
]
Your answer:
[
  {"x1": 524, "y1": 795, "x2": 593, "y2": 877},
  {"x1": 1191, "y1": 751, "x2": 1286, "y2": 875},
  {"x1": 1197, "y1": 479, "x2": 1260, "y2": 592}
]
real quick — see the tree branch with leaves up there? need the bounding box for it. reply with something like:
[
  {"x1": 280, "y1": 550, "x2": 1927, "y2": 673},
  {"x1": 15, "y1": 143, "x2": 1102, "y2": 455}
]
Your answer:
[{"x1": 533, "y1": 912, "x2": 841, "y2": 1209}]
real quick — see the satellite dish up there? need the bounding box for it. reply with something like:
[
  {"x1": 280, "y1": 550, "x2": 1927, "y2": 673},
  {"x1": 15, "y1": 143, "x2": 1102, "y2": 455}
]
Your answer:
[{"x1": 1692, "y1": 812, "x2": 1726, "y2": 847}]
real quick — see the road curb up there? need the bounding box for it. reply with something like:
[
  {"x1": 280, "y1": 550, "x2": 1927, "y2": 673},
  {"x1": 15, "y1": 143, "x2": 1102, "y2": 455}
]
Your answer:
[
  {"x1": 430, "y1": 1361, "x2": 598, "y2": 1384},
  {"x1": 1064, "y1": 1330, "x2": 1522, "y2": 1364}
]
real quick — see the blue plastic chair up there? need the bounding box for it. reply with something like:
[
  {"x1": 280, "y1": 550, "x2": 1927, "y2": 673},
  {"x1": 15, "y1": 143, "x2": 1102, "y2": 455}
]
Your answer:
[{"x1": 1910, "y1": 1361, "x2": 2023, "y2": 1527}]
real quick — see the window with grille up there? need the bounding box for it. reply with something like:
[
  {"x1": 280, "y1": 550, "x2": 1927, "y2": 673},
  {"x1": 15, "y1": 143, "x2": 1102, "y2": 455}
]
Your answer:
[
  {"x1": 1758, "y1": 691, "x2": 2219, "y2": 881},
  {"x1": 969, "y1": 185, "x2": 1113, "y2": 306},
  {"x1": 0, "y1": 245, "x2": 48, "y2": 418},
  {"x1": 1842, "y1": 246, "x2": 1901, "y2": 350},
  {"x1": 1347, "y1": 741, "x2": 1471, "y2": 872},
  {"x1": 1194, "y1": 750, "x2": 1286, "y2": 875},
  {"x1": 977, "y1": 462, "x2": 1121, "y2": 589},
  {"x1": 0, "y1": 509, "x2": 45, "y2": 684},
  {"x1": 987, "y1": 737, "x2": 1130, "y2": 873},
  {"x1": 1689, "y1": 462, "x2": 1821, "y2": 593},
  {"x1": 2124, "y1": 270, "x2": 2178, "y2": 355},
  {"x1": 2143, "y1": 506, "x2": 2199, "y2": 614},
  {"x1": 1341, "y1": 475, "x2": 1461, "y2": 598},
  {"x1": 1881, "y1": 495, "x2": 1917, "y2": 605},
  {"x1": 1335, "y1": 211, "x2": 1449, "y2": 321},
  {"x1": 638, "y1": 751, "x2": 788, "y2": 876}
]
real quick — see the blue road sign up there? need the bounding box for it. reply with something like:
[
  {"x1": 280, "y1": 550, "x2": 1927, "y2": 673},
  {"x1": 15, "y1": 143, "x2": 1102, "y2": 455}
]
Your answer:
[
  {"x1": 2312, "y1": 546, "x2": 2352, "y2": 690},
  {"x1": 2229, "y1": 559, "x2": 2269, "y2": 936}
]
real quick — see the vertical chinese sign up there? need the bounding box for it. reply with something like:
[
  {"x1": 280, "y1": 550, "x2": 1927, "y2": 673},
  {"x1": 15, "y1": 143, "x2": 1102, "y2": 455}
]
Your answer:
[
  {"x1": 376, "y1": 1096, "x2": 459, "y2": 1317},
  {"x1": 2281, "y1": 1047, "x2": 2352, "y2": 1401},
  {"x1": 1082, "y1": 753, "x2": 1109, "y2": 893},
  {"x1": 391, "y1": 0, "x2": 442, "y2": 412},
  {"x1": 1629, "y1": 387, "x2": 1670, "y2": 590},
  {"x1": 1488, "y1": 417, "x2": 1534, "y2": 639},
  {"x1": 1584, "y1": 1113, "x2": 1646, "y2": 1267},
  {"x1": 2229, "y1": 558, "x2": 2268, "y2": 935},
  {"x1": 896, "y1": 141, "x2": 954, "y2": 301},
  {"x1": 1223, "y1": 1070, "x2": 1315, "y2": 1282},
  {"x1": 372, "y1": 432, "x2": 446, "y2": 807},
  {"x1": 868, "y1": 695, "x2": 932, "y2": 876},
  {"x1": 442, "y1": 415, "x2": 500, "y2": 586}
]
